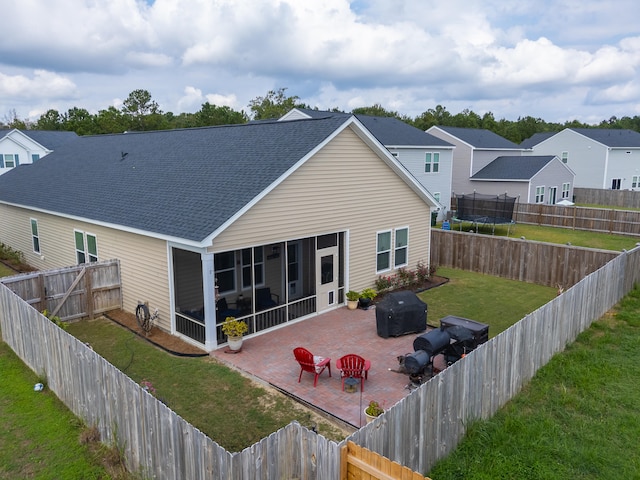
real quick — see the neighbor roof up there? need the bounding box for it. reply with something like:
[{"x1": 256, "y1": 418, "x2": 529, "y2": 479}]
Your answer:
[
  {"x1": 9, "y1": 130, "x2": 79, "y2": 150},
  {"x1": 471, "y1": 156, "x2": 557, "y2": 181},
  {"x1": 434, "y1": 126, "x2": 521, "y2": 149},
  {"x1": 0, "y1": 117, "x2": 351, "y2": 243},
  {"x1": 569, "y1": 128, "x2": 640, "y2": 148},
  {"x1": 284, "y1": 109, "x2": 453, "y2": 147},
  {"x1": 520, "y1": 132, "x2": 557, "y2": 149}
]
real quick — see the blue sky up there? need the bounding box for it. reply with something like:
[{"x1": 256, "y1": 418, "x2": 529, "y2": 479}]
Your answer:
[{"x1": 1, "y1": 0, "x2": 638, "y2": 125}]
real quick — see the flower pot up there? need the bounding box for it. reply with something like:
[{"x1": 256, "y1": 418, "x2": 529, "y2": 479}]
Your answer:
[
  {"x1": 347, "y1": 300, "x2": 358, "y2": 310},
  {"x1": 227, "y1": 335, "x2": 243, "y2": 351},
  {"x1": 359, "y1": 298, "x2": 372, "y2": 310},
  {"x1": 364, "y1": 409, "x2": 382, "y2": 424}
]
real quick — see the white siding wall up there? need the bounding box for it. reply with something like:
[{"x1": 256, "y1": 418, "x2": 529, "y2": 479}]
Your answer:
[
  {"x1": 532, "y1": 131, "x2": 607, "y2": 188},
  {"x1": 607, "y1": 149, "x2": 640, "y2": 190},
  {"x1": 211, "y1": 127, "x2": 432, "y2": 292},
  {"x1": 390, "y1": 147, "x2": 453, "y2": 220},
  {"x1": 0, "y1": 205, "x2": 172, "y2": 331},
  {"x1": 530, "y1": 159, "x2": 575, "y2": 204},
  {"x1": 468, "y1": 181, "x2": 529, "y2": 202},
  {"x1": 0, "y1": 133, "x2": 49, "y2": 176}
]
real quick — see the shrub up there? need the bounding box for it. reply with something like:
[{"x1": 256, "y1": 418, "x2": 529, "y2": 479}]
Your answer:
[{"x1": 221, "y1": 316, "x2": 248, "y2": 337}]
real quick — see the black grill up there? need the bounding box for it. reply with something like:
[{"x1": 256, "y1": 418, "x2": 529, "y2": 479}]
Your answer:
[{"x1": 375, "y1": 291, "x2": 427, "y2": 338}]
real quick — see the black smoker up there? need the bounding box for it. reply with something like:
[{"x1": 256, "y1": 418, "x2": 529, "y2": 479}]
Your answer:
[{"x1": 398, "y1": 318, "x2": 489, "y2": 385}]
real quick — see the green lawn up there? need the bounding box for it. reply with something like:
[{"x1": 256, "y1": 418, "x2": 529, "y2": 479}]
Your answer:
[
  {"x1": 423, "y1": 267, "x2": 557, "y2": 336},
  {"x1": 0, "y1": 262, "x2": 16, "y2": 278},
  {"x1": 428, "y1": 285, "x2": 640, "y2": 479},
  {"x1": 0, "y1": 340, "x2": 120, "y2": 480},
  {"x1": 445, "y1": 221, "x2": 638, "y2": 252}
]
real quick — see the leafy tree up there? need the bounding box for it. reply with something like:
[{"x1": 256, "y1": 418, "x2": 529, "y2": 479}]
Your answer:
[
  {"x1": 248, "y1": 87, "x2": 307, "y2": 120},
  {"x1": 121, "y1": 89, "x2": 162, "y2": 131},
  {"x1": 62, "y1": 107, "x2": 94, "y2": 135},
  {"x1": 35, "y1": 109, "x2": 64, "y2": 131},
  {"x1": 413, "y1": 105, "x2": 453, "y2": 130},
  {"x1": 94, "y1": 106, "x2": 129, "y2": 134},
  {"x1": 196, "y1": 102, "x2": 247, "y2": 126},
  {"x1": 4, "y1": 109, "x2": 28, "y2": 130}
]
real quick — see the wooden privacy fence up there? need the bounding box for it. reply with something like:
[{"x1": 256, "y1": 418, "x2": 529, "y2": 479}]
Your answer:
[
  {"x1": 574, "y1": 187, "x2": 640, "y2": 209},
  {"x1": 347, "y1": 245, "x2": 640, "y2": 474},
  {"x1": 1, "y1": 246, "x2": 640, "y2": 479},
  {"x1": 0, "y1": 259, "x2": 122, "y2": 321},
  {"x1": 341, "y1": 441, "x2": 429, "y2": 480},
  {"x1": 513, "y1": 202, "x2": 640, "y2": 236},
  {"x1": 431, "y1": 229, "x2": 619, "y2": 288}
]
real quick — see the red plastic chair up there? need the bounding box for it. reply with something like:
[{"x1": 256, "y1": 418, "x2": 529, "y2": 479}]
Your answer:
[
  {"x1": 293, "y1": 347, "x2": 331, "y2": 387},
  {"x1": 337, "y1": 354, "x2": 368, "y2": 392}
]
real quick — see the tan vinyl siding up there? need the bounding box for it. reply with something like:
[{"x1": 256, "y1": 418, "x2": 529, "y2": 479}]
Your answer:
[
  {"x1": 0, "y1": 204, "x2": 171, "y2": 331},
  {"x1": 212, "y1": 127, "x2": 431, "y2": 291}
]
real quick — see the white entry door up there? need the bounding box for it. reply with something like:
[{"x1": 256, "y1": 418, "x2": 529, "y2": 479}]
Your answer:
[{"x1": 316, "y1": 245, "x2": 338, "y2": 312}]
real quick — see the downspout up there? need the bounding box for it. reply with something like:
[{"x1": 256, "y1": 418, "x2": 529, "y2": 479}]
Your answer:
[{"x1": 602, "y1": 147, "x2": 611, "y2": 189}]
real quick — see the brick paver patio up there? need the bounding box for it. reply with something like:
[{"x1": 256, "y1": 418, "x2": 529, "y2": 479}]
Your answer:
[{"x1": 210, "y1": 305, "x2": 435, "y2": 429}]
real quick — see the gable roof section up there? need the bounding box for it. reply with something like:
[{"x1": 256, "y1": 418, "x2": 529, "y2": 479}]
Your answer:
[
  {"x1": 281, "y1": 108, "x2": 453, "y2": 148},
  {"x1": 432, "y1": 126, "x2": 521, "y2": 149},
  {"x1": 19, "y1": 130, "x2": 79, "y2": 150},
  {"x1": 471, "y1": 155, "x2": 557, "y2": 181},
  {"x1": 520, "y1": 132, "x2": 557, "y2": 149},
  {"x1": 568, "y1": 128, "x2": 640, "y2": 148},
  {"x1": 0, "y1": 117, "x2": 437, "y2": 245}
]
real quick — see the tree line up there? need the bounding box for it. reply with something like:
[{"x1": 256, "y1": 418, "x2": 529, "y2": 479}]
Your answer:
[{"x1": 3, "y1": 87, "x2": 639, "y2": 144}]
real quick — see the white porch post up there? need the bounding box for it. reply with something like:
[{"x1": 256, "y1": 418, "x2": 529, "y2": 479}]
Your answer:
[{"x1": 202, "y1": 252, "x2": 218, "y2": 350}]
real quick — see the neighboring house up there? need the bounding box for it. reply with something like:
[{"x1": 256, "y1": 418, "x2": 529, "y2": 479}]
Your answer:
[
  {"x1": 470, "y1": 155, "x2": 575, "y2": 205},
  {"x1": 281, "y1": 109, "x2": 455, "y2": 220},
  {"x1": 522, "y1": 128, "x2": 640, "y2": 190},
  {"x1": 426, "y1": 126, "x2": 524, "y2": 196},
  {"x1": 0, "y1": 129, "x2": 78, "y2": 175},
  {"x1": 0, "y1": 116, "x2": 438, "y2": 351}
]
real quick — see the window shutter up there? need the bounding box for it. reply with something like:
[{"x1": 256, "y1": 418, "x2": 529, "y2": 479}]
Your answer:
[{"x1": 15, "y1": 154, "x2": 19, "y2": 166}]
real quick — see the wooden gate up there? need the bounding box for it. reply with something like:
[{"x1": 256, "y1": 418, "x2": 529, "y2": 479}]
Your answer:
[{"x1": 341, "y1": 441, "x2": 430, "y2": 480}]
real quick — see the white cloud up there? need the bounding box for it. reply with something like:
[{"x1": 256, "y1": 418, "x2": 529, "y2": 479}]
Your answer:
[{"x1": 0, "y1": 70, "x2": 76, "y2": 98}]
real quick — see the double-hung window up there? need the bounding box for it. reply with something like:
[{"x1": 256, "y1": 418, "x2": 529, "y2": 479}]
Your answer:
[
  {"x1": 31, "y1": 219, "x2": 40, "y2": 254},
  {"x1": 394, "y1": 227, "x2": 409, "y2": 268},
  {"x1": 562, "y1": 183, "x2": 570, "y2": 199},
  {"x1": 32, "y1": 154, "x2": 40, "y2": 162},
  {"x1": 74, "y1": 230, "x2": 98, "y2": 264},
  {"x1": 376, "y1": 231, "x2": 392, "y2": 272},
  {"x1": 535, "y1": 186, "x2": 545, "y2": 204},
  {"x1": 241, "y1": 247, "x2": 264, "y2": 289},
  {"x1": 425, "y1": 152, "x2": 440, "y2": 173},
  {"x1": 2, "y1": 154, "x2": 19, "y2": 168},
  {"x1": 632, "y1": 176, "x2": 639, "y2": 189},
  {"x1": 561, "y1": 151, "x2": 568, "y2": 164}
]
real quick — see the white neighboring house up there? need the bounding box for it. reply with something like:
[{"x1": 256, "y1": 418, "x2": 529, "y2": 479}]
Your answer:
[
  {"x1": 0, "y1": 129, "x2": 79, "y2": 175},
  {"x1": 281, "y1": 109, "x2": 455, "y2": 220},
  {"x1": 522, "y1": 128, "x2": 640, "y2": 191}
]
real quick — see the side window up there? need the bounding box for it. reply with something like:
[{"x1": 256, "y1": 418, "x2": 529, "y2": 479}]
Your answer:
[
  {"x1": 632, "y1": 176, "x2": 639, "y2": 188},
  {"x1": 535, "y1": 186, "x2": 545, "y2": 204},
  {"x1": 394, "y1": 227, "x2": 409, "y2": 268},
  {"x1": 561, "y1": 151, "x2": 568, "y2": 164},
  {"x1": 75, "y1": 230, "x2": 98, "y2": 264},
  {"x1": 31, "y1": 219, "x2": 40, "y2": 254},
  {"x1": 562, "y1": 183, "x2": 570, "y2": 199},
  {"x1": 376, "y1": 231, "x2": 391, "y2": 273},
  {"x1": 425, "y1": 152, "x2": 440, "y2": 173},
  {"x1": 32, "y1": 154, "x2": 40, "y2": 162}
]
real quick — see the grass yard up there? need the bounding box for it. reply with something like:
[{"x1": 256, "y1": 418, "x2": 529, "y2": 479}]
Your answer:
[
  {"x1": 0, "y1": 262, "x2": 16, "y2": 278},
  {"x1": 428, "y1": 285, "x2": 640, "y2": 480},
  {"x1": 0, "y1": 339, "x2": 128, "y2": 480},
  {"x1": 423, "y1": 267, "x2": 557, "y2": 336},
  {"x1": 445, "y1": 221, "x2": 638, "y2": 252},
  {"x1": 65, "y1": 319, "x2": 347, "y2": 452}
]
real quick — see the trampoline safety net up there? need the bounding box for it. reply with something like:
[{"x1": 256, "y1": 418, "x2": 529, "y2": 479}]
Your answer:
[{"x1": 454, "y1": 192, "x2": 517, "y2": 225}]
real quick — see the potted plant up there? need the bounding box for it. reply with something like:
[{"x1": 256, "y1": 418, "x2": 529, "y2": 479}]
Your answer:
[
  {"x1": 221, "y1": 316, "x2": 248, "y2": 351},
  {"x1": 346, "y1": 290, "x2": 360, "y2": 310},
  {"x1": 359, "y1": 287, "x2": 377, "y2": 309},
  {"x1": 364, "y1": 400, "x2": 384, "y2": 423}
]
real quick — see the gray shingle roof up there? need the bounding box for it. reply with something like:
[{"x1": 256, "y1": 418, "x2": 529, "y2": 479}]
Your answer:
[
  {"x1": 291, "y1": 109, "x2": 453, "y2": 147},
  {"x1": 0, "y1": 117, "x2": 348, "y2": 242},
  {"x1": 520, "y1": 132, "x2": 557, "y2": 149},
  {"x1": 570, "y1": 128, "x2": 640, "y2": 147},
  {"x1": 471, "y1": 156, "x2": 557, "y2": 180},
  {"x1": 435, "y1": 126, "x2": 521, "y2": 149},
  {"x1": 17, "y1": 130, "x2": 79, "y2": 150}
]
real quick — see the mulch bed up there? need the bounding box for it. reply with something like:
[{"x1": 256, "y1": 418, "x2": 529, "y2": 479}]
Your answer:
[
  {"x1": 104, "y1": 309, "x2": 208, "y2": 357},
  {"x1": 372, "y1": 275, "x2": 449, "y2": 305}
]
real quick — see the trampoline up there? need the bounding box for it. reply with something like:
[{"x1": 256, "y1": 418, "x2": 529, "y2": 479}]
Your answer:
[{"x1": 452, "y1": 192, "x2": 518, "y2": 235}]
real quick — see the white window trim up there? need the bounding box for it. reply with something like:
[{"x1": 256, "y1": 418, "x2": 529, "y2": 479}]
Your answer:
[
  {"x1": 30, "y1": 218, "x2": 40, "y2": 254},
  {"x1": 562, "y1": 182, "x2": 570, "y2": 199},
  {"x1": 394, "y1": 226, "x2": 409, "y2": 269},
  {"x1": 241, "y1": 247, "x2": 265, "y2": 290},
  {"x1": 632, "y1": 175, "x2": 639, "y2": 189},
  {"x1": 561, "y1": 151, "x2": 568, "y2": 164},
  {"x1": 74, "y1": 230, "x2": 98, "y2": 264},
  {"x1": 214, "y1": 251, "x2": 237, "y2": 295},
  {"x1": 535, "y1": 186, "x2": 545, "y2": 204},
  {"x1": 425, "y1": 152, "x2": 440, "y2": 173},
  {"x1": 376, "y1": 230, "x2": 392, "y2": 273}
]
